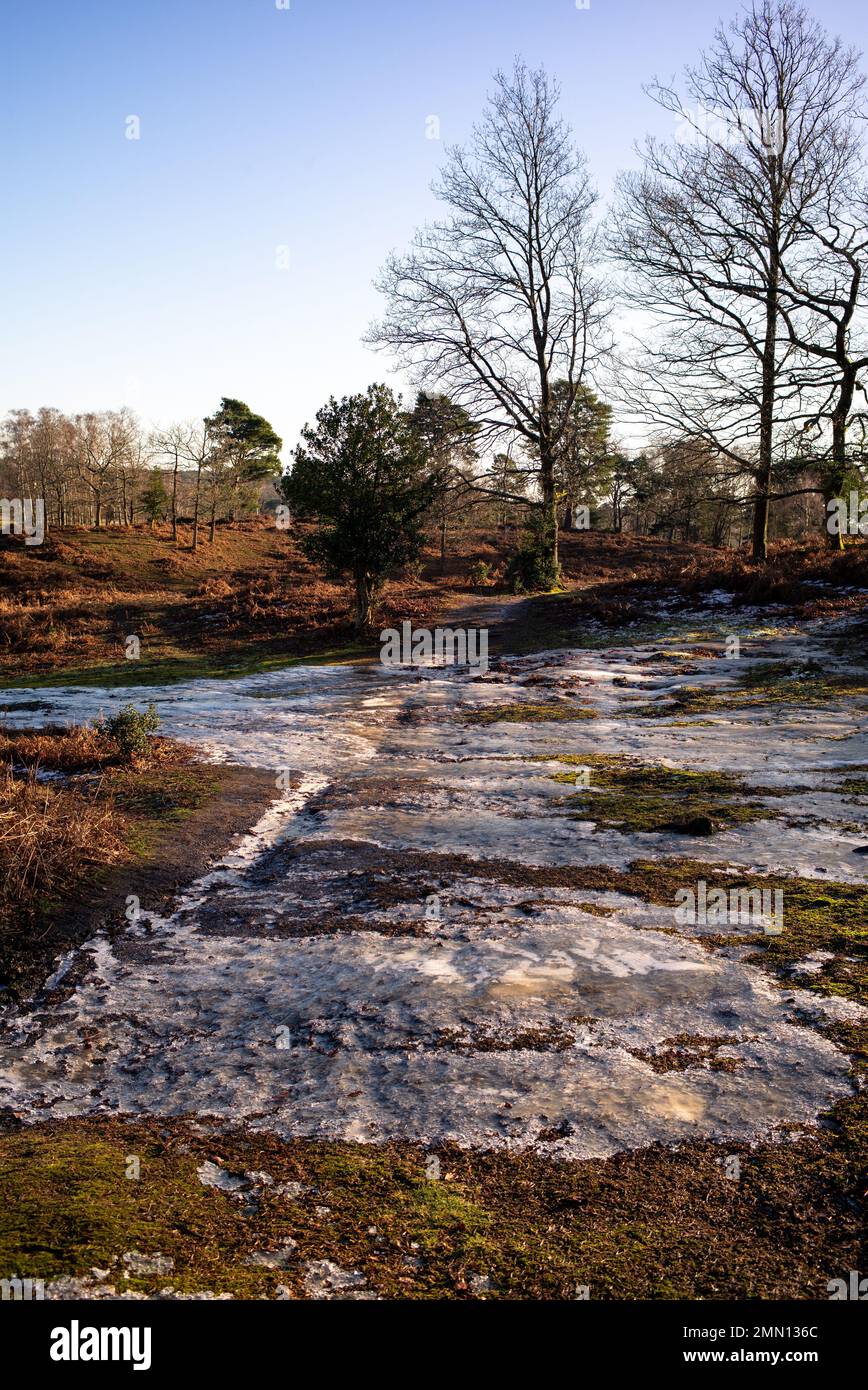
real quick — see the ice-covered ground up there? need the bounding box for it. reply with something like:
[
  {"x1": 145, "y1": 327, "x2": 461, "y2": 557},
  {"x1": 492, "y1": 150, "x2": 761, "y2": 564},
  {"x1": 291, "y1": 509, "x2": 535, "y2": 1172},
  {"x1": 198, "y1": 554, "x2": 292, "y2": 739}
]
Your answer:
[{"x1": 1, "y1": 618, "x2": 866, "y2": 1156}]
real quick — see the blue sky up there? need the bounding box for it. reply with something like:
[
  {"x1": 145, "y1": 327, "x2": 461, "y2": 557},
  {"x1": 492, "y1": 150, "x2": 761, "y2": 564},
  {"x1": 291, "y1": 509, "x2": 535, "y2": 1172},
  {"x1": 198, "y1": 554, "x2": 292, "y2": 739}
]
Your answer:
[{"x1": 2, "y1": 0, "x2": 866, "y2": 456}]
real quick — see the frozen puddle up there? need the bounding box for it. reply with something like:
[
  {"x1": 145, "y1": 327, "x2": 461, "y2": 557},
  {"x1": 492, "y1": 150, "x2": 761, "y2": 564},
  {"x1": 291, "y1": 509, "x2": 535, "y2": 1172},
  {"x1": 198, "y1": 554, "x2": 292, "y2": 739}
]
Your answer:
[
  {"x1": 0, "y1": 619, "x2": 865, "y2": 1157},
  {"x1": 0, "y1": 870, "x2": 854, "y2": 1158}
]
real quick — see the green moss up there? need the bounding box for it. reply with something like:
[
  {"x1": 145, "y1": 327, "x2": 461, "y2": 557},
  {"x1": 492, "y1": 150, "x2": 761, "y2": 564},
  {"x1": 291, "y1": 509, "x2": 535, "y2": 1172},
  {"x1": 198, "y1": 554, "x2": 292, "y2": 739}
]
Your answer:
[
  {"x1": 1, "y1": 1111, "x2": 863, "y2": 1300},
  {"x1": 633, "y1": 661, "x2": 868, "y2": 719},
  {"x1": 464, "y1": 702, "x2": 596, "y2": 725},
  {"x1": 0, "y1": 1127, "x2": 274, "y2": 1297},
  {"x1": 2, "y1": 640, "x2": 376, "y2": 691},
  {"x1": 111, "y1": 767, "x2": 221, "y2": 818},
  {"x1": 626, "y1": 859, "x2": 868, "y2": 1005},
  {"x1": 832, "y1": 765, "x2": 868, "y2": 799},
  {"x1": 540, "y1": 754, "x2": 778, "y2": 834}
]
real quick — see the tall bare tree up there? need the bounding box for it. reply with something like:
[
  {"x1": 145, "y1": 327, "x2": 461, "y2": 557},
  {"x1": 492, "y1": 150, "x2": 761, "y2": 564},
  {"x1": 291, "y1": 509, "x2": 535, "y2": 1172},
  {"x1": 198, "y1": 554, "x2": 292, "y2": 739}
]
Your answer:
[
  {"x1": 610, "y1": 0, "x2": 865, "y2": 560},
  {"x1": 151, "y1": 422, "x2": 194, "y2": 541},
  {"x1": 777, "y1": 190, "x2": 868, "y2": 545},
  {"x1": 180, "y1": 423, "x2": 214, "y2": 553},
  {"x1": 75, "y1": 410, "x2": 139, "y2": 528},
  {"x1": 368, "y1": 61, "x2": 609, "y2": 580}
]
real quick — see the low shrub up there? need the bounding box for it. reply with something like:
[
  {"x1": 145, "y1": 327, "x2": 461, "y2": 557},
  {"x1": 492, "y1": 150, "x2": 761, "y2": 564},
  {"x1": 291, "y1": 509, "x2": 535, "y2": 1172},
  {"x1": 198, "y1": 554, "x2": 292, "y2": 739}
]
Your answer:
[{"x1": 99, "y1": 703, "x2": 161, "y2": 764}]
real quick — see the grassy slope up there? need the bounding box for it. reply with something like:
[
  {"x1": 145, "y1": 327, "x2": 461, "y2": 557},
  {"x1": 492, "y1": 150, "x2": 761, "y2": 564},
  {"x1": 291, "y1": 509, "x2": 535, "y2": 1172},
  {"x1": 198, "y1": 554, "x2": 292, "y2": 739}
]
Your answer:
[
  {"x1": 3, "y1": 521, "x2": 866, "y2": 688},
  {"x1": 0, "y1": 520, "x2": 493, "y2": 687}
]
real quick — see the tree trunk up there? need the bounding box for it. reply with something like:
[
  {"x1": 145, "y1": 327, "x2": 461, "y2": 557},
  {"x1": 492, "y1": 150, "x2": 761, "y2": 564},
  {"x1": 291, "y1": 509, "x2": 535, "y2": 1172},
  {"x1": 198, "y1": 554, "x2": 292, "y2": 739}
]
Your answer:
[
  {"x1": 826, "y1": 370, "x2": 856, "y2": 551},
  {"x1": 354, "y1": 573, "x2": 376, "y2": 633},
  {"x1": 171, "y1": 458, "x2": 179, "y2": 542},
  {"x1": 192, "y1": 467, "x2": 202, "y2": 553},
  {"x1": 440, "y1": 518, "x2": 447, "y2": 575},
  {"x1": 753, "y1": 199, "x2": 781, "y2": 563},
  {"x1": 539, "y1": 445, "x2": 559, "y2": 579}
]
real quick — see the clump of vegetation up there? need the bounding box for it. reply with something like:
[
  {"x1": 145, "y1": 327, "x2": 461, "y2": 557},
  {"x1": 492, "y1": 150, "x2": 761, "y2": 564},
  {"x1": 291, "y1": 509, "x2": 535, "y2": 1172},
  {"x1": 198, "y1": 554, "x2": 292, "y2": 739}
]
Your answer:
[
  {"x1": 0, "y1": 769, "x2": 123, "y2": 946},
  {"x1": 99, "y1": 703, "x2": 161, "y2": 764},
  {"x1": 634, "y1": 661, "x2": 868, "y2": 719},
  {"x1": 547, "y1": 755, "x2": 778, "y2": 834},
  {"x1": 467, "y1": 559, "x2": 493, "y2": 589},
  {"x1": 505, "y1": 527, "x2": 561, "y2": 594},
  {"x1": 0, "y1": 720, "x2": 190, "y2": 777},
  {"x1": 0, "y1": 723, "x2": 108, "y2": 773},
  {"x1": 464, "y1": 702, "x2": 596, "y2": 724}
]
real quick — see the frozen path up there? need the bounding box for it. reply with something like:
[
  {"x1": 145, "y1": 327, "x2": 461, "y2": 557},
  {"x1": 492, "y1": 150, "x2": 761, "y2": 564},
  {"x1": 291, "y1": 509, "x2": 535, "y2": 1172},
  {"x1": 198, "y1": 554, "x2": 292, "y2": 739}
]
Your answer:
[{"x1": 1, "y1": 619, "x2": 866, "y2": 1158}]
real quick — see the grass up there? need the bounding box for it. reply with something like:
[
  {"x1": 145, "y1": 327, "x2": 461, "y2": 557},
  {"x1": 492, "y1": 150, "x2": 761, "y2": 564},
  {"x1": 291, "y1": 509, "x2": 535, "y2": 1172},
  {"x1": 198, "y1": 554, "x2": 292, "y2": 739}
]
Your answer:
[
  {"x1": 1, "y1": 641, "x2": 378, "y2": 690},
  {"x1": 0, "y1": 722, "x2": 260, "y2": 998},
  {"x1": 542, "y1": 754, "x2": 779, "y2": 833},
  {"x1": 0, "y1": 1100, "x2": 863, "y2": 1300},
  {"x1": 632, "y1": 660, "x2": 868, "y2": 719},
  {"x1": 0, "y1": 769, "x2": 123, "y2": 946},
  {"x1": 464, "y1": 701, "x2": 597, "y2": 724},
  {"x1": 0, "y1": 520, "x2": 482, "y2": 687}
]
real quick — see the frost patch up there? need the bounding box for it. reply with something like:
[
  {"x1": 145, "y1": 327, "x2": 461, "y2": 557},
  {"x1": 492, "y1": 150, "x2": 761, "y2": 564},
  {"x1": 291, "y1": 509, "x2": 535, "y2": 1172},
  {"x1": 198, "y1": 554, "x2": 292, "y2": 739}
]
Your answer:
[
  {"x1": 302, "y1": 1260, "x2": 376, "y2": 1300},
  {"x1": 196, "y1": 1161, "x2": 247, "y2": 1193},
  {"x1": 244, "y1": 1238, "x2": 298, "y2": 1269},
  {"x1": 122, "y1": 1251, "x2": 174, "y2": 1276}
]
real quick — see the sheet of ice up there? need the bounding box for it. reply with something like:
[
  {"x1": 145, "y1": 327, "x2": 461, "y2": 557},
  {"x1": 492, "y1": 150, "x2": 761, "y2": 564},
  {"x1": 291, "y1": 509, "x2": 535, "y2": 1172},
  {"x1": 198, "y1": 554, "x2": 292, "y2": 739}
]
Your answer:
[
  {"x1": 0, "y1": 850, "x2": 855, "y2": 1158},
  {"x1": 1, "y1": 615, "x2": 864, "y2": 1157}
]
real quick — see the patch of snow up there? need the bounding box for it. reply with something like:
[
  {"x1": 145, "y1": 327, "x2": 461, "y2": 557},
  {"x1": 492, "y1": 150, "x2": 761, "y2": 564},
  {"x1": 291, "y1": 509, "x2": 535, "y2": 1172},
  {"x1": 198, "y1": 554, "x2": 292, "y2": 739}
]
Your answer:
[{"x1": 302, "y1": 1260, "x2": 375, "y2": 1300}]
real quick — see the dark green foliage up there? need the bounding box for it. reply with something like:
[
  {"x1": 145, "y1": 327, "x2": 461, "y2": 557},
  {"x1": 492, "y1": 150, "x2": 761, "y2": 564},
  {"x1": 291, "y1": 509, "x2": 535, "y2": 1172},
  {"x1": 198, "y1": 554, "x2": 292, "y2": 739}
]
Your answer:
[
  {"x1": 506, "y1": 513, "x2": 562, "y2": 592},
  {"x1": 205, "y1": 398, "x2": 282, "y2": 484},
  {"x1": 100, "y1": 703, "x2": 160, "y2": 762},
  {"x1": 281, "y1": 384, "x2": 442, "y2": 631},
  {"x1": 139, "y1": 469, "x2": 169, "y2": 525}
]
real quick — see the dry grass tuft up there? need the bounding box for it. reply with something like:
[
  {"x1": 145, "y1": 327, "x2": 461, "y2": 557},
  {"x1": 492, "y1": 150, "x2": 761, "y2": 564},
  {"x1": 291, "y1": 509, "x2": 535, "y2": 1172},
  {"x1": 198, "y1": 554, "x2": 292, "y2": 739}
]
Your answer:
[
  {"x1": 0, "y1": 724, "x2": 193, "y2": 774},
  {"x1": 0, "y1": 769, "x2": 123, "y2": 934}
]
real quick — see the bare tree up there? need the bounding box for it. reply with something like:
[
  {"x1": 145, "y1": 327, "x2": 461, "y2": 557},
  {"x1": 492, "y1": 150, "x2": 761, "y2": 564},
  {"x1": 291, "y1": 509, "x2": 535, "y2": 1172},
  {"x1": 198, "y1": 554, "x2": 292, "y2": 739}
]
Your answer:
[
  {"x1": 777, "y1": 189, "x2": 868, "y2": 545},
  {"x1": 368, "y1": 60, "x2": 609, "y2": 579},
  {"x1": 75, "y1": 410, "x2": 139, "y2": 528},
  {"x1": 182, "y1": 422, "x2": 215, "y2": 553},
  {"x1": 407, "y1": 392, "x2": 478, "y2": 573},
  {"x1": 151, "y1": 422, "x2": 194, "y2": 541},
  {"x1": 610, "y1": 0, "x2": 865, "y2": 560},
  {"x1": 31, "y1": 408, "x2": 75, "y2": 531}
]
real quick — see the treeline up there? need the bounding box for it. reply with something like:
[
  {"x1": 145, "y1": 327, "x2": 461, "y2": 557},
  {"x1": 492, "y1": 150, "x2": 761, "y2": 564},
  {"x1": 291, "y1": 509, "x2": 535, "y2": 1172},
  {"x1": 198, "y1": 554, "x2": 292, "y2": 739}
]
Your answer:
[
  {"x1": 0, "y1": 392, "x2": 834, "y2": 557},
  {"x1": 0, "y1": 400, "x2": 281, "y2": 549}
]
